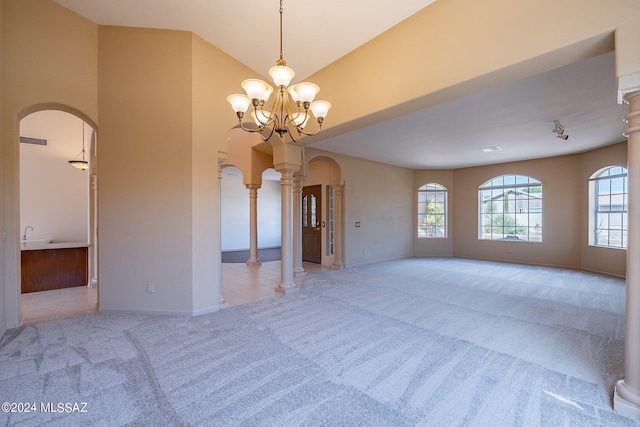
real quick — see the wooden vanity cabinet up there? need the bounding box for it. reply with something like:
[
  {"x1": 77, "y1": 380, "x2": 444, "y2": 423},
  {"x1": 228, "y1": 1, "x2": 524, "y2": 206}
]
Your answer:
[{"x1": 21, "y1": 247, "x2": 88, "y2": 293}]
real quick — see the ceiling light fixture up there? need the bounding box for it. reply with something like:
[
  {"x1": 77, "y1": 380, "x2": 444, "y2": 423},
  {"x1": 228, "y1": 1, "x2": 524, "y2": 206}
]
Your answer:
[
  {"x1": 68, "y1": 121, "x2": 89, "y2": 170},
  {"x1": 227, "y1": 0, "x2": 331, "y2": 143},
  {"x1": 552, "y1": 120, "x2": 569, "y2": 140},
  {"x1": 480, "y1": 146, "x2": 502, "y2": 153}
]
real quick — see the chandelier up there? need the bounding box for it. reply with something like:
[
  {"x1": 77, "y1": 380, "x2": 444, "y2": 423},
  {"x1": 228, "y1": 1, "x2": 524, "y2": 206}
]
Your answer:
[
  {"x1": 227, "y1": 0, "x2": 331, "y2": 143},
  {"x1": 68, "y1": 120, "x2": 89, "y2": 170}
]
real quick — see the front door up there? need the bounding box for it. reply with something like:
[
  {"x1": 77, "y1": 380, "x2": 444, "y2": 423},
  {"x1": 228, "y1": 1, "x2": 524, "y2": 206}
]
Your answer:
[{"x1": 302, "y1": 185, "x2": 322, "y2": 263}]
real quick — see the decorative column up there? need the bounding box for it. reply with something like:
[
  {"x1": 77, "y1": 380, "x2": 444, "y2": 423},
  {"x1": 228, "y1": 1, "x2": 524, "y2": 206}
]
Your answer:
[
  {"x1": 246, "y1": 185, "x2": 262, "y2": 266},
  {"x1": 90, "y1": 172, "x2": 98, "y2": 287},
  {"x1": 615, "y1": 90, "x2": 640, "y2": 420},
  {"x1": 293, "y1": 176, "x2": 306, "y2": 277},
  {"x1": 331, "y1": 181, "x2": 345, "y2": 270},
  {"x1": 217, "y1": 158, "x2": 228, "y2": 308},
  {"x1": 276, "y1": 169, "x2": 298, "y2": 294}
]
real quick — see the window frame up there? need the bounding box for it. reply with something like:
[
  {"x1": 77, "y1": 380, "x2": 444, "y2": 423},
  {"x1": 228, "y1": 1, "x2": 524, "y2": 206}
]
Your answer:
[
  {"x1": 589, "y1": 166, "x2": 628, "y2": 249},
  {"x1": 417, "y1": 183, "x2": 448, "y2": 239},
  {"x1": 478, "y1": 174, "x2": 543, "y2": 242}
]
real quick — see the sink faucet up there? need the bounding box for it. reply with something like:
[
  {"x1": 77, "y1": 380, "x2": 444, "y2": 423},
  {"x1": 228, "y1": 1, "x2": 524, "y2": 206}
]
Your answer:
[{"x1": 23, "y1": 226, "x2": 34, "y2": 241}]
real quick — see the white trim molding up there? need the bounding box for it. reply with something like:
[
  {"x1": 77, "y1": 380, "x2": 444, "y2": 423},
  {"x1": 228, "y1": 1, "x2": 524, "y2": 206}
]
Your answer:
[{"x1": 618, "y1": 71, "x2": 640, "y2": 104}]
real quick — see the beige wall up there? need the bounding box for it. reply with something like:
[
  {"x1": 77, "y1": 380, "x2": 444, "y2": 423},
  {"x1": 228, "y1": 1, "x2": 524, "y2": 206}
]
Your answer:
[
  {"x1": 98, "y1": 28, "x2": 253, "y2": 315},
  {"x1": 190, "y1": 35, "x2": 252, "y2": 314},
  {"x1": 413, "y1": 169, "x2": 454, "y2": 257},
  {"x1": 408, "y1": 144, "x2": 628, "y2": 276},
  {"x1": 98, "y1": 27, "x2": 195, "y2": 314},
  {"x1": 581, "y1": 142, "x2": 627, "y2": 276},
  {"x1": 307, "y1": 148, "x2": 414, "y2": 267},
  {"x1": 308, "y1": 0, "x2": 639, "y2": 140},
  {"x1": 453, "y1": 155, "x2": 582, "y2": 269},
  {"x1": 2, "y1": 0, "x2": 98, "y2": 327}
]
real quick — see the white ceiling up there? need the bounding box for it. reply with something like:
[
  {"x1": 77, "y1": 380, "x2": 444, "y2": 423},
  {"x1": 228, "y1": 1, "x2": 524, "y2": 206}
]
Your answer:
[{"x1": 52, "y1": 0, "x2": 628, "y2": 170}]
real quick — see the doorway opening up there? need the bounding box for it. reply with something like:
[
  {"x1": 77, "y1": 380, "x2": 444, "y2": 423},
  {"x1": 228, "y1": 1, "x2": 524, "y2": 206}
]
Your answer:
[
  {"x1": 304, "y1": 155, "x2": 344, "y2": 269},
  {"x1": 302, "y1": 184, "x2": 322, "y2": 263},
  {"x1": 18, "y1": 110, "x2": 98, "y2": 324}
]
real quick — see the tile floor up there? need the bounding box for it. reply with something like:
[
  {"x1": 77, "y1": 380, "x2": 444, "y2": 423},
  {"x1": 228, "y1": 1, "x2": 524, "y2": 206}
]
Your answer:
[
  {"x1": 221, "y1": 261, "x2": 329, "y2": 307},
  {"x1": 20, "y1": 285, "x2": 98, "y2": 325},
  {"x1": 17, "y1": 261, "x2": 328, "y2": 325}
]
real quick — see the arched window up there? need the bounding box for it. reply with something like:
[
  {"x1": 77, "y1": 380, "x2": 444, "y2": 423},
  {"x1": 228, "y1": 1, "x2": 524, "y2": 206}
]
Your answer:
[
  {"x1": 478, "y1": 175, "x2": 542, "y2": 242},
  {"x1": 589, "y1": 166, "x2": 627, "y2": 248},
  {"x1": 418, "y1": 183, "x2": 447, "y2": 238}
]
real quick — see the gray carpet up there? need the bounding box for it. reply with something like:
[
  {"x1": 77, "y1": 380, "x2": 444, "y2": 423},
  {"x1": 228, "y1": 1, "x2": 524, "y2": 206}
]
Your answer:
[{"x1": 1, "y1": 258, "x2": 637, "y2": 426}]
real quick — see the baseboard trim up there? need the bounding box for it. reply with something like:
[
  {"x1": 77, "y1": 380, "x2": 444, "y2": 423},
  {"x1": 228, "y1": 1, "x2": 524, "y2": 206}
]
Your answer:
[
  {"x1": 453, "y1": 255, "x2": 625, "y2": 279},
  {"x1": 99, "y1": 305, "x2": 222, "y2": 317},
  {"x1": 99, "y1": 307, "x2": 194, "y2": 317},
  {"x1": 192, "y1": 306, "x2": 220, "y2": 316},
  {"x1": 614, "y1": 380, "x2": 640, "y2": 420}
]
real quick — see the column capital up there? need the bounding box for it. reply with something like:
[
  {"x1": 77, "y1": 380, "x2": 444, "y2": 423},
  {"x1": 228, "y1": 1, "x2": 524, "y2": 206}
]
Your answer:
[
  {"x1": 279, "y1": 170, "x2": 295, "y2": 185},
  {"x1": 217, "y1": 158, "x2": 226, "y2": 180},
  {"x1": 619, "y1": 72, "x2": 640, "y2": 104},
  {"x1": 273, "y1": 142, "x2": 302, "y2": 173},
  {"x1": 623, "y1": 90, "x2": 640, "y2": 137}
]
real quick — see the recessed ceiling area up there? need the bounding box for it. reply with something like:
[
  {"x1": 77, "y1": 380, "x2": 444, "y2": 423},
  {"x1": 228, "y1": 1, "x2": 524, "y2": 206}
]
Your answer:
[{"x1": 311, "y1": 51, "x2": 627, "y2": 169}]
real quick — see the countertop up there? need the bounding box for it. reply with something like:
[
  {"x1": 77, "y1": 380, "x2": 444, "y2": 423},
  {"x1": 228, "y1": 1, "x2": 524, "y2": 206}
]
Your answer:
[{"x1": 21, "y1": 241, "x2": 90, "y2": 251}]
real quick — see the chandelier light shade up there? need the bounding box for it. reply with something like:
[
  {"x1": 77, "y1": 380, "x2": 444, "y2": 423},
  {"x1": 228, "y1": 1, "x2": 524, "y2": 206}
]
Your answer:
[
  {"x1": 68, "y1": 120, "x2": 89, "y2": 170},
  {"x1": 227, "y1": 0, "x2": 331, "y2": 142}
]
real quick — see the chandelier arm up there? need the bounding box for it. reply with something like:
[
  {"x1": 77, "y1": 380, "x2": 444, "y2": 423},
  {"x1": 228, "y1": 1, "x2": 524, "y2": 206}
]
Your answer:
[
  {"x1": 261, "y1": 124, "x2": 277, "y2": 142},
  {"x1": 296, "y1": 126, "x2": 323, "y2": 137},
  {"x1": 253, "y1": 103, "x2": 275, "y2": 127},
  {"x1": 286, "y1": 123, "x2": 300, "y2": 143},
  {"x1": 238, "y1": 119, "x2": 264, "y2": 134},
  {"x1": 281, "y1": 90, "x2": 298, "y2": 128}
]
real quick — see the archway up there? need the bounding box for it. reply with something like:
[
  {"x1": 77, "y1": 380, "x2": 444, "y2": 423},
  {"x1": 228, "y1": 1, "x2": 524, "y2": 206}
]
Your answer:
[
  {"x1": 13, "y1": 104, "x2": 98, "y2": 324},
  {"x1": 303, "y1": 154, "x2": 344, "y2": 270},
  {"x1": 219, "y1": 162, "x2": 284, "y2": 306}
]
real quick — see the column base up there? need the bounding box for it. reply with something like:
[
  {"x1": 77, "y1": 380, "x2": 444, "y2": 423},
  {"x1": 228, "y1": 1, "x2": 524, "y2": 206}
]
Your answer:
[
  {"x1": 246, "y1": 259, "x2": 262, "y2": 266},
  {"x1": 614, "y1": 380, "x2": 640, "y2": 420},
  {"x1": 331, "y1": 263, "x2": 345, "y2": 270},
  {"x1": 275, "y1": 284, "x2": 299, "y2": 295},
  {"x1": 294, "y1": 269, "x2": 307, "y2": 278}
]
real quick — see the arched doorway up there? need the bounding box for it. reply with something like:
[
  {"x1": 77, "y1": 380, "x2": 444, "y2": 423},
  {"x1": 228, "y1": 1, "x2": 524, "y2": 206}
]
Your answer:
[
  {"x1": 304, "y1": 155, "x2": 344, "y2": 269},
  {"x1": 16, "y1": 106, "x2": 98, "y2": 324}
]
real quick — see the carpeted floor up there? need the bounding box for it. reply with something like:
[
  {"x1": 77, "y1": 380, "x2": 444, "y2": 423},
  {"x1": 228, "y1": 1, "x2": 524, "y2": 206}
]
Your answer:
[{"x1": 0, "y1": 258, "x2": 636, "y2": 426}]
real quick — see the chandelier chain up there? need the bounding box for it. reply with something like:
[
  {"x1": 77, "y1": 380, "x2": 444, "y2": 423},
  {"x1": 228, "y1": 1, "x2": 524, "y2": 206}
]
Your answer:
[
  {"x1": 278, "y1": 0, "x2": 285, "y2": 65},
  {"x1": 226, "y1": 0, "x2": 331, "y2": 142}
]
